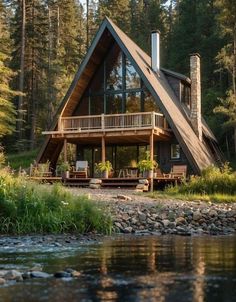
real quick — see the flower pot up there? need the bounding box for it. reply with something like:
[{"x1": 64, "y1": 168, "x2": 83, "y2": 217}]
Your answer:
[
  {"x1": 143, "y1": 170, "x2": 153, "y2": 178},
  {"x1": 103, "y1": 170, "x2": 109, "y2": 178},
  {"x1": 62, "y1": 171, "x2": 70, "y2": 179}
]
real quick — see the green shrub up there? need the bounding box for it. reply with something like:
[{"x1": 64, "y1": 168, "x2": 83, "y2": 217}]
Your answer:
[
  {"x1": 0, "y1": 169, "x2": 112, "y2": 235},
  {"x1": 167, "y1": 165, "x2": 236, "y2": 196}
]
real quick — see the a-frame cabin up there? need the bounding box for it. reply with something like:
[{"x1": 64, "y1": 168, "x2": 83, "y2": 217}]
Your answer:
[{"x1": 37, "y1": 17, "x2": 222, "y2": 178}]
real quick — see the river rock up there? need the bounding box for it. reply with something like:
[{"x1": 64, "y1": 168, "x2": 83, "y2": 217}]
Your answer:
[
  {"x1": 193, "y1": 211, "x2": 202, "y2": 221},
  {"x1": 176, "y1": 217, "x2": 187, "y2": 225},
  {"x1": 162, "y1": 219, "x2": 170, "y2": 227},
  {"x1": 123, "y1": 227, "x2": 133, "y2": 233},
  {"x1": 117, "y1": 194, "x2": 132, "y2": 201},
  {"x1": 31, "y1": 271, "x2": 52, "y2": 278},
  {"x1": 4, "y1": 270, "x2": 23, "y2": 281},
  {"x1": 138, "y1": 212, "x2": 146, "y2": 221},
  {"x1": 0, "y1": 278, "x2": 5, "y2": 285},
  {"x1": 71, "y1": 270, "x2": 81, "y2": 277},
  {"x1": 54, "y1": 271, "x2": 72, "y2": 278}
]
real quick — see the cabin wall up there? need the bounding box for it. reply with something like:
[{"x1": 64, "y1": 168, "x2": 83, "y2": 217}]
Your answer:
[
  {"x1": 165, "y1": 75, "x2": 181, "y2": 101},
  {"x1": 156, "y1": 140, "x2": 193, "y2": 175}
]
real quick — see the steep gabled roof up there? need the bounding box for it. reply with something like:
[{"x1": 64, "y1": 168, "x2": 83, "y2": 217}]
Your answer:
[{"x1": 37, "y1": 17, "x2": 216, "y2": 173}]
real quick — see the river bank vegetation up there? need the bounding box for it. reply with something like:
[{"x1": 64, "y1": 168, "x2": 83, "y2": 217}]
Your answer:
[
  {"x1": 148, "y1": 166, "x2": 236, "y2": 203},
  {"x1": 0, "y1": 167, "x2": 112, "y2": 235}
]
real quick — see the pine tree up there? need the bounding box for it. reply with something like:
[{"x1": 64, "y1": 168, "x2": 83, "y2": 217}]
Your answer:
[
  {"x1": 214, "y1": 0, "x2": 236, "y2": 155},
  {"x1": 96, "y1": 0, "x2": 131, "y2": 33},
  {"x1": 0, "y1": 0, "x2": 16, "y2": 138}
]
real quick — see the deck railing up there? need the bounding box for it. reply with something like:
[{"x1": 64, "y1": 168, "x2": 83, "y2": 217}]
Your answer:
[{"x1": 58, "y1": 112, "x2": 167, "y2": 132}]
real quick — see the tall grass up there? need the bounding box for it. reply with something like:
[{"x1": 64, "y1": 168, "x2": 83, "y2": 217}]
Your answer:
[
  {"x1": 0, "y1": 169, "x2": 112, "y2": 235},
  {"x1": 174, "y1": 165, "x2": 236, "y2": 195},
  {"x1": 6, "y1": 149, "x2": 38, "y2": 170}
]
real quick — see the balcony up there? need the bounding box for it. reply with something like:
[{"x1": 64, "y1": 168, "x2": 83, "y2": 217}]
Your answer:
[{"x1": 42, "y1": 112, "x2": 172, "y2": 144}]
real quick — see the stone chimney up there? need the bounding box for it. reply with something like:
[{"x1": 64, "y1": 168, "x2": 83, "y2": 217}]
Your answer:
[
  {"x1": 151, "y1": 30, "x2": 160, "y2": 73},
  {"x1": 190, "y1": 53, "x2": 202, "y2": 142}
]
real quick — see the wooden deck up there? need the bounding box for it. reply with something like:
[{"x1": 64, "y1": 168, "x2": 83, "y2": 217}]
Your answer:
[
  {"x1": 29, "y1": 176, "x2": 181, "y2": 189},
  {"x1": 42, "y1": 112, "x2": 172, "y2": 141}
]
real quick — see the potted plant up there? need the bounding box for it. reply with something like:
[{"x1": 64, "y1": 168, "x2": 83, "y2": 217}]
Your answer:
[
  {"x1": 57, "y1": 161, "x2": 71, "y2": 179},
  {"x1": 95, "y1": 161, "x2": 113, "y2": 178},
  {"x1": 137, "y1": 152, "x2": 157, "y2": 178}
]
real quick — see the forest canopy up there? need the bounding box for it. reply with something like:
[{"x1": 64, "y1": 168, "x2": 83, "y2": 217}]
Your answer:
[{"x1": 0, "y1": 0, "x2": 235, "y2": 161}]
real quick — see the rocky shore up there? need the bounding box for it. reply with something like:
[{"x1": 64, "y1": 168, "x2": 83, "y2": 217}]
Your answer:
[
  {"x1": 73, "y1": 188, "x2": 236, "y2": 236},
  {"x1": 0, "y1": 267, "x2": 82, "y2": 286}
]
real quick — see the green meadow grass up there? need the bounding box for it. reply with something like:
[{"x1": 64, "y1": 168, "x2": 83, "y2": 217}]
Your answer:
[{"x1": 0, "y1": 169, "x2": 112, "y2": 235}]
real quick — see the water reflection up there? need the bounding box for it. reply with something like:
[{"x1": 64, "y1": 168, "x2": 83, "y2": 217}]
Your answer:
[{"x1": 0, "y1": 235, "x2": 236, "y2": 302}]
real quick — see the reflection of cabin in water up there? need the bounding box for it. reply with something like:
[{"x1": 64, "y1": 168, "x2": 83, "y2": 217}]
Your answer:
[{"x1": 37, "y1": 17, "x2": 222, "y2": 180}]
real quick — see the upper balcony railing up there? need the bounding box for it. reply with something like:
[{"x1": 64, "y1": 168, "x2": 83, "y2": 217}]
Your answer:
[{"x1": 57, "y1": 112, "x2": 168, "y2": 133}]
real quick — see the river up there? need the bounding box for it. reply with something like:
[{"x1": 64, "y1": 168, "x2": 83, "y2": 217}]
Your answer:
[{"x1": 0, "y1": 235, "x2": 236, "y2": 302}]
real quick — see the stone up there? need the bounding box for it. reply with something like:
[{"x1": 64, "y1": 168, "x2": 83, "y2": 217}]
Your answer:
[
  {"x1": 4, "y1": 270, "x2": 23, "y2": 281},
  {"x1": 30, "y1": 271, "x2": 52, "y2": 278},
  {"x1": 89, "y1": 178, "x2": 102, "y2": 184},
  {"x1": 138, "y1": 212, "x2": 146, "y2": 221},
  {"x1": 175, "y1": 217, "x2": 187, "y2": 225},
  {"x1": 114, "y1": 222, "x2": 123, "y2": 230},
  {"x1": 153, "y1": 222, "x2": 162, "y2": 229},
  {"x1": 54, "y1": 271, "x2": 72, "y2": 278},
  {"x1": 22, "y1": 272, "x2": 31, "y2": 279},
  {"x1": 89, "y1": 184, "x2": 101, "y2": 189},
  {"x1": 143, "y1": 185, "x2": 149, "y2": 192},
  {"x1": 117, "y1": 194, "x2": 132, "y2": 201},
  {"x1": 131, "y1": 218, "x2": 138, "y2": 225},
  {"x1": 139, "y1": 179, "x2": 149, "y2": 185},
  {"x1": 29, "y1": 264, "x2": 43, "y2": 272},
  {"x1": 123, "y1": 227, "x2": 133, "y2": 233},
  {"x1": 71, "y1": 270, "x2": 81, "y2": 277},
  {"x1": 168, "y1": 222, "x2": 176, "y2": 229},
  {"x1": 209, "y1": 209, "x2": 218, "y2": 217},
  {"x1": 0, "y1": 270, "x2": 8, "y2": 278},
  {"x1": 0, "y1": 278, "x2": 5, "y2": 285},
  {"x1": 135, "y1": 183, "x2": 149, "y2": 191},
  {"x1": 162, "y1": 219, "x2": 170, "y2": 228},
  {"x1": 193, "y1": 211, "x2": 202, "y2": 221}
]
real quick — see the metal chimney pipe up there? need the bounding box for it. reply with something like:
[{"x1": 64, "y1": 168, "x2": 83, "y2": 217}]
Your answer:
[{"x1": 151, "y1": 30, "x2": 160, "y2": 73}]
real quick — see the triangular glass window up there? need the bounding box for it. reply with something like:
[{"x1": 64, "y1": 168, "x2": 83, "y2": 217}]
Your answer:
[
  {"x1": 125, "y1": 58, "x2": 141, "y2": 89},
  {"x1": 106, "y1": 44, "x2": 123, "y2": 91}
]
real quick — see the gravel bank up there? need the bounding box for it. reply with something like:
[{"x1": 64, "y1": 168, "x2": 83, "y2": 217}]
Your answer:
[{"x1": 71, "y1": 188, "x2": 236, "y2": 236}]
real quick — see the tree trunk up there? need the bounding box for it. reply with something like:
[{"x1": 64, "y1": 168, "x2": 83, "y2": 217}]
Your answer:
[
  {"x1": 17, "y1": 0, "x2": 25, "y2": 141},
  {"x1": 86, "y1": 0, "x2": 89, "y2": 50},
  {"x1": 234, "y1": 127, "x2": 236, "y2": 155},
  {"x1": 233, "y1": 26, "x2": 236, "y2": 155},
  {"x1": 30, "y1": 0, "x2": 35, "y2": 149}
]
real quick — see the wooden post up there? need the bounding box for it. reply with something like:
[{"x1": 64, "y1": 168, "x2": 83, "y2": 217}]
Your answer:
[
  {"x1": 64, "y1": 138, "x2": 67, "y2": 162},
  {"x1": 149, "y1": 131, "x2": 154, "y2": 192},
  {"x1": 101, "y1": 136, "x2": 105, "y2": 163}
]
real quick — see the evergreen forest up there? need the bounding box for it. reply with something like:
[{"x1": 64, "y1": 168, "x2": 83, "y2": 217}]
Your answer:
[{"x1": 0, "y1": 0, "x2": 235, "y2": 163}]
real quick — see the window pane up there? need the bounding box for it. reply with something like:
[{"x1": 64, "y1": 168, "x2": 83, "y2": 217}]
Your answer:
[
  {"x1": 143, "y1": 87, "x2": 160, "y2": 112},
  {"x1": 90, "y1": 96, "x2": 104, "y2": 115},
  {"x1": 106, "y1": 94, "x2": 122, "y2": 114},
  {"x1": 126, "y1": 92, "x2": 141, "y2": 113},
  {"x1": 116, "y1": 146, "x2": 137, "y2": 170},
  {"x1": 90, "y1": 63, "x2": 104, "y2": 94},
  {"x1": 181, "y1": 84, "x2": 191, "y2": 108},
  {"x1": 171, "y1": 144, "x2": 180, "y2": 159},
  {"x1": 106, "y1": 44, "x2": 123, "y2": 91},
  {"x1": 126, "y1": 58, "x2": 140, "y2": 89},
  {"x1": 74, "y1": 96, "x2": 89, "y2": 116}
]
